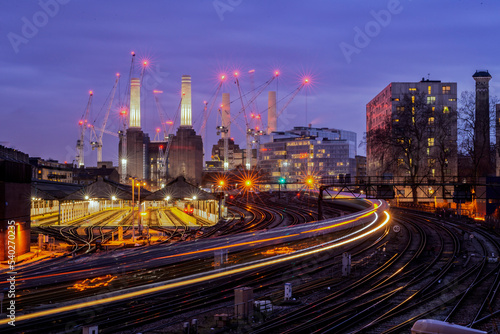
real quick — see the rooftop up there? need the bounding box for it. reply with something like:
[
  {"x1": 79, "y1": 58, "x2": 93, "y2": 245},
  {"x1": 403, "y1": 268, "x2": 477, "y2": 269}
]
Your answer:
[{"x1": 473, "y1": 70, "x2": 491, "y2": 78}]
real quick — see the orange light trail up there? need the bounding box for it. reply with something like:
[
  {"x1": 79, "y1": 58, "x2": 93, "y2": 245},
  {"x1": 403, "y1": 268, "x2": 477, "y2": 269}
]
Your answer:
[
  {"x1": 302, "y1": 210, "x2": 376, "y2": 234},
  {"x1": 0, "y1": 211, "x2": 390, "y2": 326},
  {"x1": 155, "y1": 234, "x2": 300, "y2": 261}
]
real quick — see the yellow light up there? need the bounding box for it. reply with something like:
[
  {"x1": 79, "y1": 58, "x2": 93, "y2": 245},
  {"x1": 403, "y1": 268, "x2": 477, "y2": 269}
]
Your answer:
[
  {"x1": 245, "y1": 180, "x2": 252, "y2": 187},
  {"x1": 140, "y1": 212, "x2": 147, "y2": 216}
]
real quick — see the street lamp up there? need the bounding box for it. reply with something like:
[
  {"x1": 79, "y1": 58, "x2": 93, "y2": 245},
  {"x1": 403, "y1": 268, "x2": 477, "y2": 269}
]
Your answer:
[{"x1": 111, "y1": 195, "x2": 116, "y2": 209}]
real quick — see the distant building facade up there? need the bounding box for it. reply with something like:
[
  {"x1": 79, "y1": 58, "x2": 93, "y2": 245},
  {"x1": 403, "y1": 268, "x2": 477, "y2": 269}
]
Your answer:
[
  {"x1": 208, "y1": 138, "x2": 257, "y2": 171},
  {"x1": 30, "y1": 157, "x2": 73, "y2": 183},
  {"x1": 73, "y1": 165, "x2": 120, "y2": 185},
  {"x1": 258, "y1": 126, "x2": 357, "y2": 185}
]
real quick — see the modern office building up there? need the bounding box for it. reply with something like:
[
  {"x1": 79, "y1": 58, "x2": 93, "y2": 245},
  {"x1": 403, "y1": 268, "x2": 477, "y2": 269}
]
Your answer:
[
  {"x1": 366, "y1": 79, "x2": 458, "y2": 202},
  {"x1": 366, "y1": 79, "x2": 458, "y2": 177},
  {"x1": 258, "y1": 126, "x2": 357, "y2": 186}
]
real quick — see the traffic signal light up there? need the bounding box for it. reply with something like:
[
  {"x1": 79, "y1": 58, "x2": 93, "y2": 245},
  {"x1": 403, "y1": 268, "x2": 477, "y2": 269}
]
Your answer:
[{"x1": 279, "y1": 177, "x2": 286, "y2": 184}]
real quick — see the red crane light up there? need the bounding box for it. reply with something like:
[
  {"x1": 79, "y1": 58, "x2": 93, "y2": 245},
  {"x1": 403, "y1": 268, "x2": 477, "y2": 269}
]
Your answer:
[
  {"x1": 234, "y1": 71, "x2": 239, "y2": 77},
  {"x1": 89, "y1": 90, "x2": 93, "y2": 95},
  {"x1": 120, "y1": 109, "x2": 127, "y2": 116},
  {"x1": 275, "y1": 70, "x2": 280, "y2": 77},
  {"x1": 156, "y1": 128, "x2": 160, "y2": 132}
]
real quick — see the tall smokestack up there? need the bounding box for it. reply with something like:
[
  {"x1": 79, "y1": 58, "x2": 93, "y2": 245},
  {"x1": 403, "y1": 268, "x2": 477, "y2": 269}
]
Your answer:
[
  {"x1": 268, "y1": 91, "x2": 277, "y2": 134},
  {"x1": 129, "y1": 78, "x2": 141, "y2": 128},
  {"x1": 181, "y1": 75, "x2": 192, "y2": 127},
  {"x1": 473, "y1": 70, "x2": 492, "y2": 176},
  {"x1": 222, "y1": 93, "x2": 230, "y2": 138}
]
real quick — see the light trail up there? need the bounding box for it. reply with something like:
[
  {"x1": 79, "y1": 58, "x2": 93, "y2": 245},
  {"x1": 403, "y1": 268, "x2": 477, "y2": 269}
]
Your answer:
[
  {"x1": 154, "y1": 202, "x2": 380, "y2": 261},
  {"x1": 154, "y1": 234, "x2": 300, "y2": 261},
  {"x1": 0, "y1": 211, "x2": 390, "y2": 326}
]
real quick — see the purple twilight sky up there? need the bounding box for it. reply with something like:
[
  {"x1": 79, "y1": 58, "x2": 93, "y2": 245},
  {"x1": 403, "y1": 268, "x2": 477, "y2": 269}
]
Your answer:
[{"x1": 1, "y1": 0, "x2": 499, "y2": 166}]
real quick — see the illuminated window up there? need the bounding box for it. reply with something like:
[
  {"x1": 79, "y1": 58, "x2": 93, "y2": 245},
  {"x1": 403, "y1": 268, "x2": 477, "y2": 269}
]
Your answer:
[
  {"x1": 428, "y1": 86, "x2": 431, "y2": 94},
  {"x1": 427, "y1": 148, "x2": 430, "y2": 155},
  {"x1": 449, "y1": 98, "x2": 456, "y2": 102},
  {"x1": 427, "y1": 96, "x2": 436, "y2": 104},
  {"x1": 397, "y1": 158, "x2": 404, "y2": 165},
  {"x1": 428, "y1": 138, "x2": 434, "y2": 146},
  {"x1": 319, "y1": 162, "x2": 324, "y2": 167},
  {"x1": 428, "y1": 117, "x2": 435, "y2": 125},
  {"x1": 396, "y1": 106, "x2": 405, "y2": 112},
  {"x1": 412, "y1": 96, "x2": 415, "y2": 103},
  {"x1": 394, "y1": 118, "x2": 399, "y2": 122},
  {"x1": 394, "y1": 98, "x2": 400, "y2": 101},
  {"x1": 337, "y1": 162, "x2": 344, "y2": 166},
  {"x1": 442, "y1": 86, "x2": 451, "y2": 94},
  {"x1": 409, "y1": 88, "x2": 416, "y2": 92},
  {"x1": 428, "y1": 158, "x2": 435, "y2": 167},
  {"x1": 443, "y1": 106, "x2": 449, "y2": 113}
]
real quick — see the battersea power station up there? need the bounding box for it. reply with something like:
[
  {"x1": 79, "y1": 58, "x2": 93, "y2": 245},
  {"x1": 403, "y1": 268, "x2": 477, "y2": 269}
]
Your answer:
[{"x1": 119, "y1": 74, "x2": 203, "y2": 187}]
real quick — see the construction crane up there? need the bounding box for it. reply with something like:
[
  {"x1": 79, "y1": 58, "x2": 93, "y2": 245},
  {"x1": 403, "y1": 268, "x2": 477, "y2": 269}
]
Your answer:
[
  {"x1": 199, "y1": 75, "x2": 226, "y2": 145},
  {"x1": 232, "y1": 71, "x2": 253, "y2": 170},
  {"x1": 90, "y1": 74, "x2": 120, "y2": 163},
  {"x1": 276, "y1": 78, "x2": 309, "y2": 119},
  {"x1": 75, "y1": 91, "x2": 94, "y2": 167}
]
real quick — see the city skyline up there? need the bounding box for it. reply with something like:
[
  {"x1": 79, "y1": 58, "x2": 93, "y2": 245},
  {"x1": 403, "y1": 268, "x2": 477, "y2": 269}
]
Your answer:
[{"x1": 1, "y1": 0, "x2": 499, "y2": 165}]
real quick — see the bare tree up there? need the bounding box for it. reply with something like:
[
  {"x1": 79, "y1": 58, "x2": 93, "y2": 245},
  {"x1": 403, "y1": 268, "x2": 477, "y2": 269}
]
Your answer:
[
  {"x1": 458, "y1": 91, "x2": 498, "y2": 180},
  {"x1": 432, "y1": 102, "x2": 458, "y2": 200},
  {"x1": 369, "y1": 91, "x2": 433, "y2": 203}
]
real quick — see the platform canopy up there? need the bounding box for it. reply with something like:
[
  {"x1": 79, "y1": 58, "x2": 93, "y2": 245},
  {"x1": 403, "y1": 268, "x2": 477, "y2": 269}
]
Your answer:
[
  {"x1": 144, "y1": 176, "x2": 215, "y2": 201},
  {"x1": 31, "y1": 180, "x2": 84, "y2": 200},
  {"x1": 63, "y1": 177, "x2": 140, "y2": 201}
]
